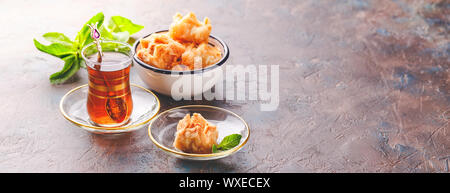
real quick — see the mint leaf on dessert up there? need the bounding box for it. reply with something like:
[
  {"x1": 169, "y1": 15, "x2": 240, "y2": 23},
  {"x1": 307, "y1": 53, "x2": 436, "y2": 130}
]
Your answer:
[
  {"x1": 217, "y1": 134, "x2": 242, "y2": 150},
  {"x1": 212, "y1": 134, "x2": 242, "y2": 153},
  {"x1": 212, "y1": 144, "x2": 218, "y2": 153}
]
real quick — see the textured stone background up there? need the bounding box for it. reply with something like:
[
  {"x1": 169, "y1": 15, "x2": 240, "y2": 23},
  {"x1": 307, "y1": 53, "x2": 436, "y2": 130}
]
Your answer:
[{"x1": 0, "y1": 0, "x2": 448, "y2": 172}]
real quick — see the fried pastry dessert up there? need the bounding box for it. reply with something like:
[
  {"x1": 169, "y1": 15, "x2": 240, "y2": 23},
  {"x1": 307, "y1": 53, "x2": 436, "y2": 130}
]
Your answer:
[
  {"x1": 169, "y1": 12, "x2": 211, "y2": 44},
  {"x1": 173, "y1": 113, "x2": 219, "y2": 154},
  {"x1": 136, "y1": 12, "x2": 222, "y2": 71},
  {"x1": 137, "y1": 33, "x2": 186, "y2": 70}
]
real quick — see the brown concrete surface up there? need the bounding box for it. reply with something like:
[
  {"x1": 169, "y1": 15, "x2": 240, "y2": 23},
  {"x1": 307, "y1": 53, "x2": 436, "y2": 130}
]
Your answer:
[{"x1": 0, "y1": 0, "x2": 448, "y2": 172}]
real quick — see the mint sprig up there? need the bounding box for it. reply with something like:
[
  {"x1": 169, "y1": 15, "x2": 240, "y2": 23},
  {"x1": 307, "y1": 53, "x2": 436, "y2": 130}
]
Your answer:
[
  {"x1": 212, "y1": 134, "x2": 242, "y2": 153},
  {"x1": 33, "y1": 12, "x2": 143, "y2": 84}
]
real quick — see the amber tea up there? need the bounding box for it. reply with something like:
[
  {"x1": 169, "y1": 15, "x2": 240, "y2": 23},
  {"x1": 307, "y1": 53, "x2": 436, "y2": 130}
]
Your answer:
[{"x1": 86, "y1": 51, "x2": 133, "y2": 127}]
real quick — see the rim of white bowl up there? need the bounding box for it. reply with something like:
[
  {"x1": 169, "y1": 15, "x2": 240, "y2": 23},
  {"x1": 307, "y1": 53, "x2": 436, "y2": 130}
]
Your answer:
[{"x1": 133, "y1": 30, "x2": 229, "y2": 75}]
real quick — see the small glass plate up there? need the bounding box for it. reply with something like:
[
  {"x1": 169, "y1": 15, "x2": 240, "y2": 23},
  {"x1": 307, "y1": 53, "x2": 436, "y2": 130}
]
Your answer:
[
  {"x1": 148, "y1": 105, "x2": 250, "y2": 160},
  {"x1": 60, "y1": 84, "x2": 160, "y2": 134}
]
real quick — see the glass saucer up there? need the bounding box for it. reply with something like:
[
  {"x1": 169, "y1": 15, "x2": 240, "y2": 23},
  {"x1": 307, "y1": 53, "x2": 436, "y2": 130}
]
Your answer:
[
  {"x1": 60, "y1": 84, "x2": 160, "y2": 134},
  {"x1": 148, "y1": 105, "x2": 250, "y2": 160}
]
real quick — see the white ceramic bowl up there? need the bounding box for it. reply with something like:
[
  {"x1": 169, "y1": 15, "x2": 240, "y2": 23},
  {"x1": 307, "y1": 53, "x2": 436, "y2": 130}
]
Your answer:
[{"x1": 133, "y1": 30, "x2": 229, "y2": 98}]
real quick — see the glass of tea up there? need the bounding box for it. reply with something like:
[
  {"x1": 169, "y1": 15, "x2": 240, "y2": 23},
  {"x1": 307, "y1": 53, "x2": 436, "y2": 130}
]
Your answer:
[{"x1": 81, "y1": 40, "x2": 133, "y2": 127}]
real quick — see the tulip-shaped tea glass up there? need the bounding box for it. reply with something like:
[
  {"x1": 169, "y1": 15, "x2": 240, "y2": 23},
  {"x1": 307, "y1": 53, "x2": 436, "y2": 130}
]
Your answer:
[{"x1": 81, "y1": 40, "x2": 134, "y2": 127}]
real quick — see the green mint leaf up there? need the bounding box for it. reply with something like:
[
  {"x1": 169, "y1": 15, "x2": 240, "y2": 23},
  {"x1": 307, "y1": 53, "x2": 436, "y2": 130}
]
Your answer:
[
  {"x1": 79, "y1": 60, "x2": 86, "y2": 68},
  {"x1": 217, "y1": 134, "x2": 242, "y2": 150},
  {"x1": 33, "y1": 39, "x2": 77, "y2": 58},
  {"x1": 75, "y1": 12, "x2": 104, "y2": 47},
  {"x1": 49, "y1": 55, "x2": 80, "y2": 84},
  {"x1": 112, "y1": 31, "x2": 130, "y2": 42},
  {"x1": 212, "y1": 144, "x2": 218, "y2": 153},
  {"x1": 99, "y1": 25, "x2": 113, "y2": 39},
  {"x1": 34, "y1": 12, "x2": 142, "y2": 84},
  {"x1": 42, "y1": 32, "x2": 74, "y2": 47},
  {"x1": 99, "y1": 25, "x2": 130, "y2": 42},
  {"x1": 108, "y1": 16, "x2": 143, "y2": 35}
]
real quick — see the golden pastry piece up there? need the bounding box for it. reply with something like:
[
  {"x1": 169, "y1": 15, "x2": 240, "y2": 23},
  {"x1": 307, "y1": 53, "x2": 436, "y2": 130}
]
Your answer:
[
  {"x1": 136, "y1": 12, "x2": 221, "y2": 71},
  {"x1": 137, "y1": 33, "x2": 185, "y2": 70},
  {"x1": 173, "y1": 113, "x2": 219, "y2": 154},
  {"x1": 169, "y1": 12, "x2": 211, "y2": 44},
  {"x1": 181, "y1": 43, "x2": 222, "y2": 69}
]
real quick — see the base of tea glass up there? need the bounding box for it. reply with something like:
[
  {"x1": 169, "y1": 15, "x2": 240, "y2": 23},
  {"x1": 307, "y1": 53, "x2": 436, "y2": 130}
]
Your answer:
[
  {"x1": 60, "y1": 84, "x2": 160, "y2": 134},
  {"x1": 88, "y1": 118, "x2": 131, "y2": 128}
]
